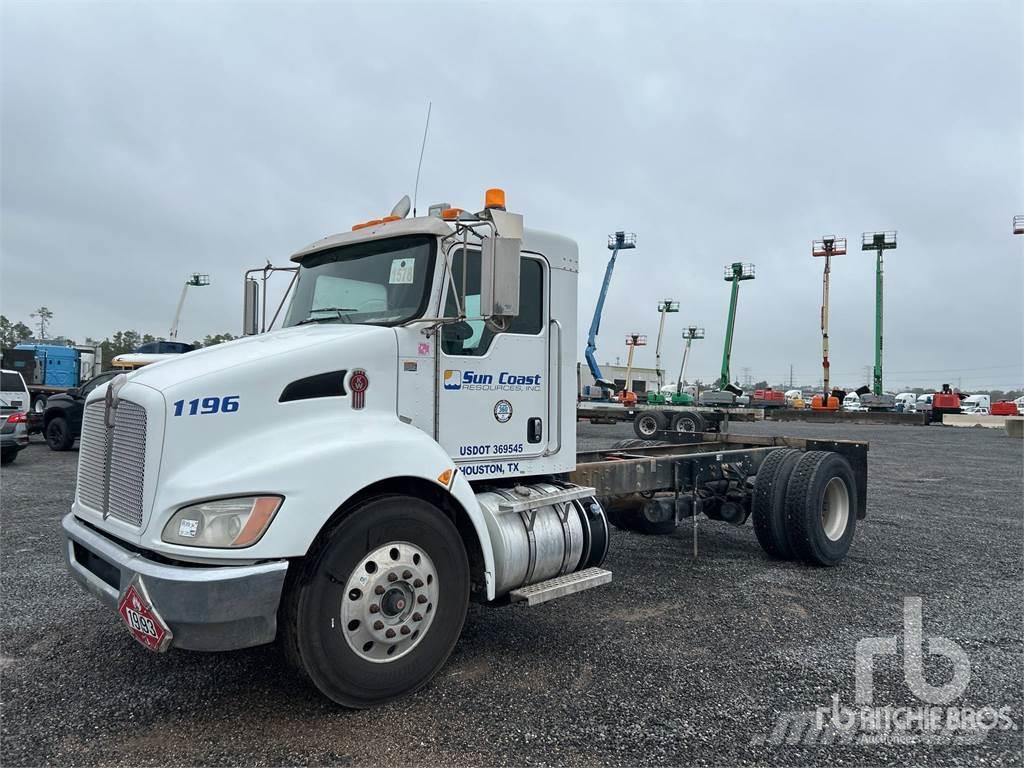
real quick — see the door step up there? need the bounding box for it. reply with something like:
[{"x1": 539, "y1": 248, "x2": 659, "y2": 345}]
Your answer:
[{"x1": 509, "y1": 567, "x2": 612, "y2": 606}]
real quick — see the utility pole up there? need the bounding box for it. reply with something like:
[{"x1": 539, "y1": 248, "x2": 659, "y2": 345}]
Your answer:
[
  {"x1": 812, "y1": 236, "x2": 847, "y2": 399},
  {"x1": 861, "y1": 231, "x2": 897, "y2": 396},
  {"x1": 789, "y1": 364, "x2": 794, "y2": 389},
  {"x1": 653, "y1": 299, "x2": 679, "y2": 389}
]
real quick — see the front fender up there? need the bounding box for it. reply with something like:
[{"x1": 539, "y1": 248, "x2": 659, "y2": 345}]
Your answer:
[{"x1": 144, "y1": 413, "x2": 496, "y2": 599}]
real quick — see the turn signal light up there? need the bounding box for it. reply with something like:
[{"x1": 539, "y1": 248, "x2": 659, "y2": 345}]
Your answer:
[{"x1": 484, "y1": 188, "x2": 506, "y2": 210}]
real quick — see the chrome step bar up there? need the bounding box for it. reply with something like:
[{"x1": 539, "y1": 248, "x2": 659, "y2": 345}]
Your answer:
[{"x1": 509, "y1": 567, "x2": 612, "y2": 606}]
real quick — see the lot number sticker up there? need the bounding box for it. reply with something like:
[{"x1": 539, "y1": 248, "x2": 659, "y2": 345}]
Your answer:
[
  {"x1": 389, "y1": 258, "x2": 415, "y2": 285},
  {"x1": 493, "y1": 400, "x2": 513, "y2": 423}
]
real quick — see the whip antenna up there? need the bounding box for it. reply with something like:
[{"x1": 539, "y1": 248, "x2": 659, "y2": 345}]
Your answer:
[{"x1": 412, "y1": 101, "x2": 432, "y2": 217}]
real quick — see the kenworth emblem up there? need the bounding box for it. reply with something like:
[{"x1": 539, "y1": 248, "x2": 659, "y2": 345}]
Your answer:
[{"x1": 104, "y1": 374, "x2": 128, "y2": 428}]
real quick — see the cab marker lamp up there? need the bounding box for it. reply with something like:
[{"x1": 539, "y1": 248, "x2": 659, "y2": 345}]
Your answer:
[{"x1": 162, "y1": 496, "x2": 282, "y2": 548}]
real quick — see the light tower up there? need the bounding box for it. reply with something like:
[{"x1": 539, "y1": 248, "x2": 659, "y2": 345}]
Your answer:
[
  {"x1": 812, "y1": 236, "x2": 847, "y2": 400},
  {"x1": 653, "y1": 299, "x2": 679, "y2": 389},
  {"x1": 584, "y1": 231, "x2": 636, "y2": 396},
  {"x1": 620, "y1": 333, "x2": 647, "y2": 406},
  {"x1": 861, "y1": 231, "x2": 896, "y2": 398},
  {"x1": 169, "y1": 273, "x2": 210, "y2": 340}
]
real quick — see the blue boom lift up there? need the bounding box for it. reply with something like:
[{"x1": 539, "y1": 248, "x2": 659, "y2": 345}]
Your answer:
[{"x1": 584, "y1": 231, "x2": 636, "y2": 397}]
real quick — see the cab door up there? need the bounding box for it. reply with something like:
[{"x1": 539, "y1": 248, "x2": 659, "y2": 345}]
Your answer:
[{"x1": 436, "y1": 248, "x2": 548, "y2": 467}]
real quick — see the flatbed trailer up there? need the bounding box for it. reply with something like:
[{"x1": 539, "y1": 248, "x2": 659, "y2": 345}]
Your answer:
[
  {"x1": 577, "y1": 401, "x2": 763, "y2": 438},
  {"x1": 569, "y1": 430, "x2": 868, "y2": 566}
]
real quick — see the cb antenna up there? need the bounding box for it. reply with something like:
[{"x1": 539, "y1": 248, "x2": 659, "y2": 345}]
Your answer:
[{"x1": 412, "y1": 101, "x2": 432, "y2": 217}]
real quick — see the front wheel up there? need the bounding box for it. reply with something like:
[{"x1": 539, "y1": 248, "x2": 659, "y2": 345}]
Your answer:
[{"x1": 282, "y1": 495, "x2": 470, "y2": 708}]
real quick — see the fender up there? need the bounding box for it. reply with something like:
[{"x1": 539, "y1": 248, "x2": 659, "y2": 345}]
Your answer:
[{"x1": 144, "y1": 411, "x2": 497, "y2": 599}]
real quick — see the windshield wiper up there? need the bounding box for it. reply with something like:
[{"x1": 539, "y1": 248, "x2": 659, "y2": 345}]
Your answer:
[{"x1": 296, "y1": 307, "x2": 358, "y2": 325}]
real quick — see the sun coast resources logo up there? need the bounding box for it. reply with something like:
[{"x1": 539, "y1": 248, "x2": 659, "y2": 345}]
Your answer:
[
  {"x1": 443, "y1": 370, "x2": 541, "y2": 392},
  {"x1": 751, "y1": 597, "x2": 1017, "y2": 747},
  {"x1": 443, "y1": 370, "x2": 462, "y2": 390}
]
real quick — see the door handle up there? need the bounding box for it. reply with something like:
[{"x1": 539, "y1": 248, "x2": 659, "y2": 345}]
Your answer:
[{"x1": 527, "y1": 417, "x2": 543, "y2": 444}]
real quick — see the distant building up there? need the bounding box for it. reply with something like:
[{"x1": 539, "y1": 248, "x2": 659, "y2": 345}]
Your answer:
[{"x1": 578, "y1": 363, "x2": 660, "y2": 396}]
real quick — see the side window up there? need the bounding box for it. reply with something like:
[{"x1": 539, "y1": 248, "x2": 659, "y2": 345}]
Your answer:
[{"x1": 441, "y1": 251, "x2": 544, "y2": 356}]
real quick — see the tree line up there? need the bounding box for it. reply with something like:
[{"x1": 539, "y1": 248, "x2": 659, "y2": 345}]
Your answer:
[{"x1": 0, "y1": 313, "x2": 236, "y2": 360}]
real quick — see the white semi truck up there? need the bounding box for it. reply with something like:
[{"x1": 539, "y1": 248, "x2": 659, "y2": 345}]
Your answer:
[{"x1": 62, "y1": 189, "x2": 869, "y2": 707}]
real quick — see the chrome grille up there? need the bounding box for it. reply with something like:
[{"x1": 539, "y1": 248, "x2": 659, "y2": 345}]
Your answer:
[
  {"x1": 77, "y1": 402, "x2": 108, "y2": 511},
  {"x1": 107, "y1": 401, "x2": 147, "y2": 526},
  {"x1": 75, "y1": 398, "x2": 148, "y2": 527}
]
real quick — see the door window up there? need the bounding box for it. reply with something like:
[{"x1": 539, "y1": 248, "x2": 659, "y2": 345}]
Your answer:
[{"x1": 441, "y1": 251, "x2": 543, "y2": 356}]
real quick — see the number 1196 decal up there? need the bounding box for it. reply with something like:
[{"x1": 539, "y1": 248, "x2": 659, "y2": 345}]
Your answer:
[{"x1": 173, "y1": 395, "x2": 240, "y2": 416}]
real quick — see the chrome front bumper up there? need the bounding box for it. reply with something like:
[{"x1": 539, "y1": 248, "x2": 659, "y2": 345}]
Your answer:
[{"x1": 62, "y1": 513, "x2": 289, "y2": 651}]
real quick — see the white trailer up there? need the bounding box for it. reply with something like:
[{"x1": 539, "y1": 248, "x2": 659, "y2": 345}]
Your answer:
[{"x1": 62, "y1": 189, "x2": 868, "y2": 707}]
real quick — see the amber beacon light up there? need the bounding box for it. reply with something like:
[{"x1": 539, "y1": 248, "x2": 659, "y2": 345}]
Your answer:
[{"x1": 484, "y1": 188, "x2": 506, "y2": 210}]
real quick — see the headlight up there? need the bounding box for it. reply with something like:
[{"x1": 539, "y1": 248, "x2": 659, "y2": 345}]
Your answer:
[{"x1": 161, "y1": 496, "x2": 282, "y2": 548}]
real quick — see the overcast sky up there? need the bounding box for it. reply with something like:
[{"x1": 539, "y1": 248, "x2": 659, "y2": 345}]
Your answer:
[{"x1": 2, "y1": 1, "x2": 1022, "y2": 390}]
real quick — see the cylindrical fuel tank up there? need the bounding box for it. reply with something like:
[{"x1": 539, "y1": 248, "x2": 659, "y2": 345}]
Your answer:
[{"x1": 475, "y1": 483, "x2": 609, "y2": 598}]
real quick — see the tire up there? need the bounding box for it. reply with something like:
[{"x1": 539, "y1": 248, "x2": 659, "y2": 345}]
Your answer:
[
  {"x1": 1, "y1": 448, "x2": 16, "y2": 466},
  {"x1": 281, "y1": 495, "x2": 470, "y2": 708},
  {"x1": 670, "y1": 410, "x2": 706, "y2": 433},
  {"x1": 633, "y1": 411, "x2": 667, "y2": 439},
  {"x1": 45, "y1": 417, "x2": 74, "y2": 451},
  {"x1": 784, "y1": 451, "x2": 858, "y2": 566},
  {"x1": 33, "y1": 396, "x2": 47, "y2": 414},
  {"x1": 751, "y1": 448, "x2": 801, "y2": 559}
]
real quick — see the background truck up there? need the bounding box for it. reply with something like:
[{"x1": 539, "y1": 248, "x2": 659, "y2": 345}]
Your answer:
[
  {"x1": 61, "y1": 188, "x2": 868, "y2": 709},
  {"x1": 2, "y1": 343, "x2": 103, "y2": 417}
]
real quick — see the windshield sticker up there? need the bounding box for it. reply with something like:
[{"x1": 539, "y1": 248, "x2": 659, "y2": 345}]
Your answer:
[{"x1": 389, "y1": 258, "x2": 415, "y2": 285}]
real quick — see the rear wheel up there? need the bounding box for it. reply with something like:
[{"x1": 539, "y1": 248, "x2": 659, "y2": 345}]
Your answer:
[
  {"x1": 633, "y1": 411, "x2": 667, "y2": 439},
  {"x1": 751, "y1": 448, "x2": 801, "y2": 559},
  {"x1": 282, "y1": 495, "x2": 469, "y2": 708},
  {"x1": 45, "y1": 417, "x2": 74, "y2": 451},
  {"x1": 784, "y1": 451, "x2": 857, "y2": 566},
  {"x1": 670, "y1": 410, "x2": 706, "y2": 433}
]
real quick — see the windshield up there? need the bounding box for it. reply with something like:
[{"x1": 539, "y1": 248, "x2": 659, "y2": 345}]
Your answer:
[{"x1": 283, "y1": 235, "x2": 437, "y2": 328}]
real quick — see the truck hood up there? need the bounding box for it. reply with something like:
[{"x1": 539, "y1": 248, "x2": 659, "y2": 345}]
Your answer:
[{"x1": 124, "y1": 324, "x2": 391, "y2": 391}]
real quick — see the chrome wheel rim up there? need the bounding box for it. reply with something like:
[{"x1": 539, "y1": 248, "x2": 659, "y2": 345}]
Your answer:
[
  {"x1": 675, "y1": 417, "x2": 696, "y2": 432},
  {"x1": 822, "y1": 477, "x2": 850, "y2": 541},
  {"x1": 341, "y1": 541, "x2": 438, "y2": 663},
  {"x1": 638, "y1": 415, "x2": 659, "y2": 436}
]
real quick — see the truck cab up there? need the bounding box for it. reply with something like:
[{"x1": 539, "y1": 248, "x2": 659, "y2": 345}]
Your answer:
[{"x1": 61, "y1": 190, "x2": 608, "y2": 707}]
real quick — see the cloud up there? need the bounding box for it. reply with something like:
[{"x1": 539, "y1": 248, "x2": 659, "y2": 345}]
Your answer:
[{"x1": 2, "y1": 1, "x2": 1021, "y2": 388}]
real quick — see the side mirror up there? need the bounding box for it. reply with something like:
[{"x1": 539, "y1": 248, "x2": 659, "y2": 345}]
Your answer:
[
  {"x1": 243, "y1": 279, "x2": 259, "y2": 336},
  {"x1": 479, "y1": 209, "x2": 524, "y2": 325}
]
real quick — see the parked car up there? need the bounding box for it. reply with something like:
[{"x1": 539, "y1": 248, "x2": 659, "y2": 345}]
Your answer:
[
  {"x1": 42, "y1": 370, "x2": 123, "y2": 451},
  {"x1": 1, "y1": 411, "x2": 29, "y2": 465},
  {"x1": 1, "y1": 368, "x2": 30, "y2": 416}
]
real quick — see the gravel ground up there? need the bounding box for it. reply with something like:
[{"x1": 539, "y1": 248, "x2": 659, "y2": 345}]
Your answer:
[{"x1": 2, "y1": 422, "x2": 1022, "y2": 767}]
